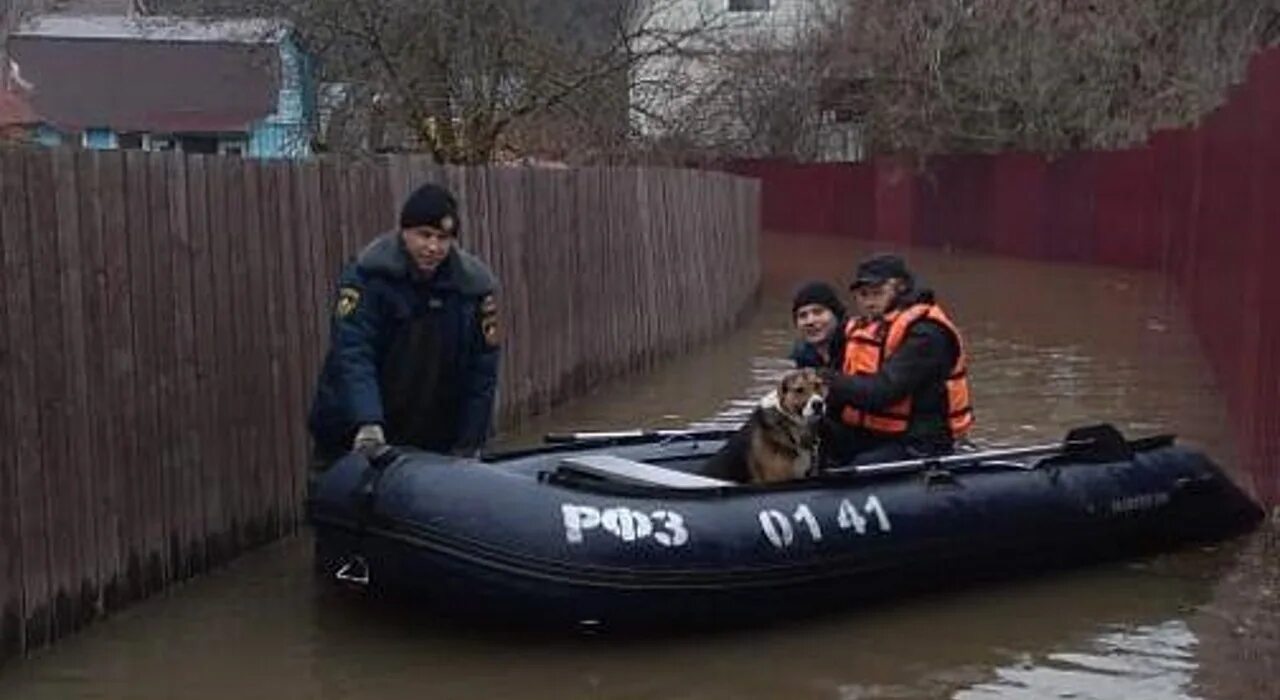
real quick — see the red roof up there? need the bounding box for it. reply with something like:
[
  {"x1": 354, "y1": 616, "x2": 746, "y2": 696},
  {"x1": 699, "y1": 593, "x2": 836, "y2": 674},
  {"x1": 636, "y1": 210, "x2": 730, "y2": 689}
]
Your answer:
[
  {"x1": 6, "y1": 28, "x2": 282, "y2": 133},
  {"x1": 0, "y1": 87, "x2": 39, "y2": 127}
]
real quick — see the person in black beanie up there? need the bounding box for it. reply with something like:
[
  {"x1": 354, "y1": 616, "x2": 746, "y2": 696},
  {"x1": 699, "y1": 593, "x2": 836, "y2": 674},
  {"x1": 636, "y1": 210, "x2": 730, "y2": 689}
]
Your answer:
[
  {"x1": 702, "y1": 280, "x2": 849, "y2": 482},
  {"x1": 788, "y1": 280, "x2": 848, "y2": 369},
  {"x1": 308, "y1": 182, "x2": 501, "y2": 467}
]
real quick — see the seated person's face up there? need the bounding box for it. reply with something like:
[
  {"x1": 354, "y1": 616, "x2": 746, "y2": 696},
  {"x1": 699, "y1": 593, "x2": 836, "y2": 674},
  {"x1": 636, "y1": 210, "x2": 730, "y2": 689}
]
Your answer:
[
  {"x1": 795, "y1": 303, "x2": 837, "y2": 345},
  {"x1": 854, "y1": 279, "x2": 904, "y2": 318}
]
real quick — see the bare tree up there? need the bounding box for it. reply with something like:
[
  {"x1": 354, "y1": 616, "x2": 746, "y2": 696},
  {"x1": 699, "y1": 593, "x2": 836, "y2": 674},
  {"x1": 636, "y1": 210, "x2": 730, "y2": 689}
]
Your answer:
[
  {"x1": 134, "y1": 0, "x2": 1280, "y2": 162},
  {"x1": 823, "y1": 0, "x2": 1280, "y2": 157},
  {"x1": 635, "y1": 0, "x2": 1280, "y2": 162},
  {"x1": 150, "y1": 0, "x2": 735, "y2": 164},
  {"x1": 2, "y1": 0, "x2": 47, "y2": 91},
  {"x1": 626, "y1": 1, "x2": 848, "y2": 161}
]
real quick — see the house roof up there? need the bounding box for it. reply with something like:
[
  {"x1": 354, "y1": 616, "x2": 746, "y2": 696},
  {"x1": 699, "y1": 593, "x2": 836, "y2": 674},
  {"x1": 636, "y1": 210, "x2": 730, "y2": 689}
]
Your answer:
[
  {"x1": 0, "y1": 88, "x2": 40, "y2": 127},
  {"x1": 16, "y1": 15, "x2": 288, "y2": 44},
  {"x1": 6, "y1": 15, "x2": 287, "y2": 133},
  {"x1": 45, "y1": 0, "x2": 147, "y2": 16}
]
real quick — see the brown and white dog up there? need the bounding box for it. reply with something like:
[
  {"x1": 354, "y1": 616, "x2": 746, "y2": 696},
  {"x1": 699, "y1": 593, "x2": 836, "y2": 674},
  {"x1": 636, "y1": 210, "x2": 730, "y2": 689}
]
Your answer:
[{"x1": 705, "y1": 369, "x2": 828, "y2": 484}]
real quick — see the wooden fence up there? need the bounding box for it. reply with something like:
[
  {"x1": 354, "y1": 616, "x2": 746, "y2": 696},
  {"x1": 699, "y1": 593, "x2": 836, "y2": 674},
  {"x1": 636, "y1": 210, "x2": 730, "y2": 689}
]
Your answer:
[{"x1": 0, "y1": 148, "x2": 760, "y2": 660}]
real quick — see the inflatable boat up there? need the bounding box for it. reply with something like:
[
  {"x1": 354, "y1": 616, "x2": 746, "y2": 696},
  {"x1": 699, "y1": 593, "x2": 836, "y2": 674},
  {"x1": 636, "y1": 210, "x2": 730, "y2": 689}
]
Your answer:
[{"x1": 306, "y1": 425, "x2": 1263, "y2": 630}]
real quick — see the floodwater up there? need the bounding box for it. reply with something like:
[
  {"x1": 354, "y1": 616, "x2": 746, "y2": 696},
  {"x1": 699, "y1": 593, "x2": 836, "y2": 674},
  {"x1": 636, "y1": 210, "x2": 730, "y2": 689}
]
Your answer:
[{"x1": 1, "y1": 233, "x2": 1273, "y2": 700}]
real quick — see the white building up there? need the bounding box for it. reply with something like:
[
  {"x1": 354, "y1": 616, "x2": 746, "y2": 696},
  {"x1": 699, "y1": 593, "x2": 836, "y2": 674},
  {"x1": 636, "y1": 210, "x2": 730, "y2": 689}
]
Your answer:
[{"x1": 630, "y1": 0, "x2": 863, "y2": 161}]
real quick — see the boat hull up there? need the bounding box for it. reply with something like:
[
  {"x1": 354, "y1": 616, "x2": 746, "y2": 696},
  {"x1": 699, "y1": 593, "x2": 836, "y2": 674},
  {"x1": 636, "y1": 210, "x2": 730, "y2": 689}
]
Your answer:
[{"x1": 307, "y1": 435, "x2": 1263, "y2": 630}]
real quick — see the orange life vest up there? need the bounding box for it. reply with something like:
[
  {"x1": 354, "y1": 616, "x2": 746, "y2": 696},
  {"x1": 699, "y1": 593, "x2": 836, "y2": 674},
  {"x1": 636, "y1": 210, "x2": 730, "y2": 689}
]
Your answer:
[{"x1": 840, "y1": 303, "x2": 974, "y2": 437}]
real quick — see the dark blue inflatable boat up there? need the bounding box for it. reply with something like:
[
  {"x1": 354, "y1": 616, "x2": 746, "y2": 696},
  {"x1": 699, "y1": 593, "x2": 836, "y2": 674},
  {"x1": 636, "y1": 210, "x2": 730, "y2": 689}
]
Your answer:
[{"x1": 306, "y1": 425, "x2": 1263, "y2": 630}]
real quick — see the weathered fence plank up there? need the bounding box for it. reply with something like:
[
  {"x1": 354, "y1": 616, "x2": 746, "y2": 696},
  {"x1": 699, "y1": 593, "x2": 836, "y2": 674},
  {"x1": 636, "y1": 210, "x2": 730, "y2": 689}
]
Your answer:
[
  {"x1": 164, "y1": 151, "x2": 200, "y2": 580},
  {"x1": 206, "y1": 157, "x2": 237, "y2": 563},
  {"x1": 185, "y1": 156, "x2": 219, "y2": 570},
  {"x1": 96, "y1": 151, "x2": 137, "y2": 606},
  {"x1": 7, "y1": 151, "x2": 50, "y2": 651},
  {"x1": 241, "y1": 162, "x2": 274, "y2": 544},
  {"x1": 0, "y1": 150, "x2": 30, "y2": 657},
  {"x1": 51, "y1": 149, "x2": 95, "y2": 634},
  {"x1": 269, "y1": 162, "x2": 304, "y2": 529},
  {"x1": 223, "y1": 158, "x2": 252, "y2": 553},
  {"x1": 124, "y1": 152, "x2": 164, "y2": 597},
  {"x1": 146, "y1": 154, "x2": 178, "y2": 589},
  {"x1": 26, "y1": 151, "x2": 74, "y2": 641},
  {"x1": 77, "y1": 151, "x2": 120, "y2": 614}
]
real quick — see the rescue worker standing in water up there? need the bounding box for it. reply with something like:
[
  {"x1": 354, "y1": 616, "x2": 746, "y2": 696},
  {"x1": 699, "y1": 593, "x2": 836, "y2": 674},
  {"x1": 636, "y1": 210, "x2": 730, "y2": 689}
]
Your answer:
[
  {"x1": 823, "y1": 254, "x2": 973, "y2": 466},
  {"x1": 307, "y1": 182, "x2": 501, "y2": 466}
]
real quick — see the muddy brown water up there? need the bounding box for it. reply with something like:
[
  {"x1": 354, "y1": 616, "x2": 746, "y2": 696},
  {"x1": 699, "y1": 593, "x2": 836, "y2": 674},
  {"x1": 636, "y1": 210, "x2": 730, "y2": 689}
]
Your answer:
[{"x1": 1, "y1": 234, "x2": 1272, "y2": 700}]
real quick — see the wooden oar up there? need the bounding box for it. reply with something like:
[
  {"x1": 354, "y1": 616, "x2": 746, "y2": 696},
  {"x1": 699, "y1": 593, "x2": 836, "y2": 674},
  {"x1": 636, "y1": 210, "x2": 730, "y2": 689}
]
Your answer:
[
  {"x1": 827, "y1": 440, "x2": 1091, "y2": 476},
  {"x1": 543, "y1": 428, "x2": 737, "y2": 444}
]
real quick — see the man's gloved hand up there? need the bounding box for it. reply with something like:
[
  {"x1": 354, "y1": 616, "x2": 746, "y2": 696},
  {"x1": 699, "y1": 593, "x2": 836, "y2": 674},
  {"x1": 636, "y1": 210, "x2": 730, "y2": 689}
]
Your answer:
[
  {"x1": 816, "y1": 368, "x2": 852, "y2": 409},
  {"x1": 353, "y1": 424, "x2": 402, "y2": 468},
  {"x1": 352, "y1": 424, "x2": 386, "y2": 454}
]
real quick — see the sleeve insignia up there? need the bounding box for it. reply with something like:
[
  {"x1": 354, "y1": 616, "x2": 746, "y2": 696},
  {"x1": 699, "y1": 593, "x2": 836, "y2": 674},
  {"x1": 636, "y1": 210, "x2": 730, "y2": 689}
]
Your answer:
[
  {"x1": 335, "y1": 287, "x2": 361, "y2": 318},
  {"x1": 480, "y1": 294, "x2": 500, "y2": 347}
]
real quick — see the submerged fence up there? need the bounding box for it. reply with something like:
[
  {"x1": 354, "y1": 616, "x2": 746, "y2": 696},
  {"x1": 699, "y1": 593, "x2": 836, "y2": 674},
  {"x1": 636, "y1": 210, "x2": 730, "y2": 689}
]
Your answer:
[
  {"x1": 727, "y1": 49, "x2": 1280, "y2": 512},
  {"x1": 0, "y1": 148, "x2": 760, "y2": 659}
]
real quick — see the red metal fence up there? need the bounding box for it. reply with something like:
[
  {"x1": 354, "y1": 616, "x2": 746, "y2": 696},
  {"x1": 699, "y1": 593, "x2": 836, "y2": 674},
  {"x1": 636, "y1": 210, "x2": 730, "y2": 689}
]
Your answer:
[{"x1": 727, "y1": 48, "x2": 1280, "y2": 509}]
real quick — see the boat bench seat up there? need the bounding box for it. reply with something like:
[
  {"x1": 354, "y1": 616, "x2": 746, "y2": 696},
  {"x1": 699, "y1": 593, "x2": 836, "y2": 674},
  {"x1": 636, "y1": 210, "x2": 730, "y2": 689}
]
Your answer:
[{"x1": 558, "y1": 454, "x2": 732, "y2": 489}]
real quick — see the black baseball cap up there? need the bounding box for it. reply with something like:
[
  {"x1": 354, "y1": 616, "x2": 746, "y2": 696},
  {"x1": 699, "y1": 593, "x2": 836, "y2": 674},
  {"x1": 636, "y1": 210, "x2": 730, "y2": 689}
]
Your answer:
[{"x1": 850, "y1": 254, "x2": 912, "y2": 290}]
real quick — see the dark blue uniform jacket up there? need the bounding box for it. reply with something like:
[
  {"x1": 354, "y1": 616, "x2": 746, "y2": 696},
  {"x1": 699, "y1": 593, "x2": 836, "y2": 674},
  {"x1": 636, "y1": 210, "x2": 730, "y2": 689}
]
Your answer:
[{"x1": 308, "y1": 232, "x2": 500, "y2": 458}]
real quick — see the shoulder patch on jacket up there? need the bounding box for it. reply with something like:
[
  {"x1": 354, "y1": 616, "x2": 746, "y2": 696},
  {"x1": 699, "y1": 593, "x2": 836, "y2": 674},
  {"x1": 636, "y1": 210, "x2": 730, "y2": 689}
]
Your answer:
[
  {"x1": 335, "y1": 286, "x2": 361, "y2": 318},
  {"x1": 479, "y1": 293, "x2": 500, "y2": 347}
]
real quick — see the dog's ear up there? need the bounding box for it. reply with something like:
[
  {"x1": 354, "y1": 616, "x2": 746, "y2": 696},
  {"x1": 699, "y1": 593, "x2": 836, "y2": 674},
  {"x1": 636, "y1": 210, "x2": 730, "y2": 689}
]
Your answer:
[
  {"x1": 776, "y1": 373, "x2": 795, "y2": 399},
  {"x1": 758, "y1": 388, "x2": 780, "y2": 410},
  {"x1": 808, "y1": 369, "x2": 830, "y2": 397}
]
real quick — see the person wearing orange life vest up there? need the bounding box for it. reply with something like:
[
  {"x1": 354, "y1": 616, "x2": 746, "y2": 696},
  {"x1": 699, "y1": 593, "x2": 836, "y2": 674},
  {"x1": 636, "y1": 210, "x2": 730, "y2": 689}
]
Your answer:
[{"x1": 821, "y1": 254, "x2": 974, "y2": 466}]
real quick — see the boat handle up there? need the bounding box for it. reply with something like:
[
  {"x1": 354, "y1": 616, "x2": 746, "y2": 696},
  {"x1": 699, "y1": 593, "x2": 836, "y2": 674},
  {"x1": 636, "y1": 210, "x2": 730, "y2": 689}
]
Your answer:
[{"x1": 335, "y1": 556, "x2": 370, "y2": 587}]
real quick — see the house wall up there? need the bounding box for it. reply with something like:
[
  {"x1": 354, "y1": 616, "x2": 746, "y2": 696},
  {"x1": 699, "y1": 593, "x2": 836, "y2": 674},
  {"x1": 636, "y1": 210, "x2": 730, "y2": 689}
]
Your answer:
[
  {"x1": 81, "y1": 127, "x2": 117, "y2": 149},
  {"x1": 630, "y1": 0, "x2": 837, "y2": 140},
  {"x1": 248, "y1": 123, "x2": 306, "y2": 158},
  {"x1": 247, "y1": 34, "x2": 312, "y2": 159},
  {"x1": 33, "y1": 125, "x2": 63, "y2": 147}
]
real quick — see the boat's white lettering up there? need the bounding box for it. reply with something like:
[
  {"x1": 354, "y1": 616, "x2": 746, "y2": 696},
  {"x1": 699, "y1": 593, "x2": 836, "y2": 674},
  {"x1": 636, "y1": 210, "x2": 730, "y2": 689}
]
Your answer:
[
  {"x1": 864, "y1": 495, "x2": 892, "y2": 532},
  {"x1": 651, "y1": 510, "x2": 689, "y2": 547},
  {"x1": 836, "y1": 497, "x2": 892, "y2": 534},
  {"x1": 1109, "y1": 492, "x2": 1170, "y2": 514},
  {"x1": 764, "y1": 496, "x2": 893, "y2": 549},
  {"x1": 561, "y1": 504, "x2": 689, "y2": 547},
  {"x1": 562, "y1": 504, "x2": 600, "y2": 544},
  {"x1": 759, "y1": 509, "x2": 794, "y2": 548},
  {"x1": 794, "y1": 504, "x2": 823, "y2": 541},
  {"x1": 837, "y1": 498, "x2": 867, "y2": 534}
]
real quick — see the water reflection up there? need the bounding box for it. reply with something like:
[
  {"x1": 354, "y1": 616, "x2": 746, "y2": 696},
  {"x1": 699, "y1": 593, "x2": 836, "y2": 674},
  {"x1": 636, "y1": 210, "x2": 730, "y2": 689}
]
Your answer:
[
  {"x1": 0, "y1": 535, "x2": 1234, "y2": 700},
  {"x1": 953, "y1": 621, "x2": 1201, "y2": 700}
]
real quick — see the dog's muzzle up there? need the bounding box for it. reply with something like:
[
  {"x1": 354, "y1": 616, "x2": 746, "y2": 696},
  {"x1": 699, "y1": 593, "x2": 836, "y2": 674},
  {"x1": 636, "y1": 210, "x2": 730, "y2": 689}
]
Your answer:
[{"x1": 803, "y1": 395, "x2": 826, "y2": 420}]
